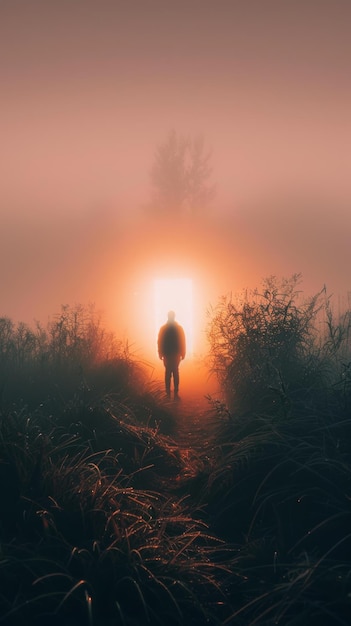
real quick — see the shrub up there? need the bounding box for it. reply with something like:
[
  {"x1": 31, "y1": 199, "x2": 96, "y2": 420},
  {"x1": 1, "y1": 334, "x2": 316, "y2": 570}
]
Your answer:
[
  {"x1": 0, "y1": 305, "x2": 147, "y2": 410},
  {"x1": 207, "y1": 275, "x2": 351, "y2": 416}
]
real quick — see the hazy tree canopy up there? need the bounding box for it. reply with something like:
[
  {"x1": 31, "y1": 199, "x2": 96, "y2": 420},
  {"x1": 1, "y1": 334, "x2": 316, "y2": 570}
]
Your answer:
[{"x1": 149, "y1": 130, "x2": 215, "y2": 216}]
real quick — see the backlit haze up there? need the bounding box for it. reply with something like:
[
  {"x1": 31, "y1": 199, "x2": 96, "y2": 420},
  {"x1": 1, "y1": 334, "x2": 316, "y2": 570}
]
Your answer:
[{"x1": 1, "y1": 0, "x2": 350, "y2": 375}]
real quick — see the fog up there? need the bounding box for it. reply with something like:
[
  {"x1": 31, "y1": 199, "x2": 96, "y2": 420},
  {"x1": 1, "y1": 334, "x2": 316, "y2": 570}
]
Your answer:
[{"x1": 1, "y1": 0, "x2": 350, "y2": 358}]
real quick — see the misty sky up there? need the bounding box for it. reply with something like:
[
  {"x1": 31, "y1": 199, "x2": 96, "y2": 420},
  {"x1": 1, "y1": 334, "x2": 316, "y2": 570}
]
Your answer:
[{"x1": 1, "y1": 0, "x2": 350, "y2": 333}]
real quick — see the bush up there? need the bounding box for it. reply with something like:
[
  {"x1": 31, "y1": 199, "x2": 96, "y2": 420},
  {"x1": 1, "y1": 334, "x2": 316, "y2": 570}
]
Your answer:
[
  {"x1": 207, "y1": 275, "x2": 351, "y2": 416},
  {"x1": 0, "y1": 305, "x2": 147, "y2": 410}
]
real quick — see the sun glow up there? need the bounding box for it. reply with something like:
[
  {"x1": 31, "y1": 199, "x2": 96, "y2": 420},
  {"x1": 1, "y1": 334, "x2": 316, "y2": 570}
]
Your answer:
[{"x1": 153, "y1": 278, "x2": 193, "y2": 356}]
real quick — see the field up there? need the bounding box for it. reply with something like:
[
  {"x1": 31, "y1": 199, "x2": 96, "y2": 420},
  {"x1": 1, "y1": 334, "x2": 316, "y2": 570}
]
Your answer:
[{"x1": 1, "y1": 276, "x2": 351, "y2": 625}]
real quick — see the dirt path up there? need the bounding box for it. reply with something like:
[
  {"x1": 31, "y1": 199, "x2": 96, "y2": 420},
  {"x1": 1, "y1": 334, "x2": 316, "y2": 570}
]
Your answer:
[
  {"x1": 153, "y1": 359, "x2": 221, "y2": 450},
  {"x1": 161, "y1": 394, "x2": 219, "y2": 483}
]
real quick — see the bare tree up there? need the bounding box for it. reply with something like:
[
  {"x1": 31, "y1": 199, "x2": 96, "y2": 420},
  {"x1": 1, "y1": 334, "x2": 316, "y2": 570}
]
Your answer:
[
  {"x1": 149, "y1": 130, "x2": 215, "y2": 216},
  {"x1": 186, "y1": 135, "x2": 215, "y2": 215}
]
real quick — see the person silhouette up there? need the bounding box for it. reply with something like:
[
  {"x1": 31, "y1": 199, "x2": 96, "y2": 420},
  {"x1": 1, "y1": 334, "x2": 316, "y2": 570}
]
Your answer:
[{"x1": 157, "y1": 310, "x2": 186, "y2": 399}]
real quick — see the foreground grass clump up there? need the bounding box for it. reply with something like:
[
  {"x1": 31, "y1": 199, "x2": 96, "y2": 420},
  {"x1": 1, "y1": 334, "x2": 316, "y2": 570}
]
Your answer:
[
  {"x1": 0, "y1": 405, "x2": 233, "y2": 625},
  {"x1": 202, "y1": 275, "x2": 351, "y2": 624},
  {"x1": 199, "y1": 404, "x2": 351, "y2": 625}
]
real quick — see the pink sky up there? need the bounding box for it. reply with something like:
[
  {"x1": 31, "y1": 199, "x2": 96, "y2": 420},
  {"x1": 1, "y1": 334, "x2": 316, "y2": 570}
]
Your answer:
[{"x1": 1, "y1": 0, "x2": 350, "y2": 339}]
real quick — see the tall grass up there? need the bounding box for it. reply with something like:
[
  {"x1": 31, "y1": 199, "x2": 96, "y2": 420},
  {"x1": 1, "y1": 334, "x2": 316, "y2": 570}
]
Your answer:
[
  {"x1": 0, "y1": 304, "x2": 234, "y2": 625},
  {"x1": 207, "y1": 275, "x2": 351, "y2": 416},
  {"x1": 2, "y1": 283, "x2": 351, "y2": 625},
  {"x1": 203, "y1": 275, "x2": 351, "y2": 624},
  {"x1": 0, "y1": 401, "x2": 234, "y2": 625}
]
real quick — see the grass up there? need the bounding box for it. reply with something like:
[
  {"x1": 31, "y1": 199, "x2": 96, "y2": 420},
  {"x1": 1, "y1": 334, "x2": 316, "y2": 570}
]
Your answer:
[
  {"x1": 200, "y1": 276, "x2": 351, "y2": 624},
  {"x1": 1, "y1": 282, "x2": 351, "y2": 624},
  {"x1": 0, "y1": 403, "x2": 233, "y2": 625}
]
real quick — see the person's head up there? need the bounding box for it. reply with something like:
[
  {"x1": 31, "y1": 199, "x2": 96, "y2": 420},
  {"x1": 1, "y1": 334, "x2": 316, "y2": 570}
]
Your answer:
[{"x1": 167, "y1": 310, "x2": 176, "y2": 322}]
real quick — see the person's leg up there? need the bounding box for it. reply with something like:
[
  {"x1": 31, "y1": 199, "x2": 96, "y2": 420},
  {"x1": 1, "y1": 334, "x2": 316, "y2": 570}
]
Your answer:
[
  {"x1": 164, "y1": 359, "x2": 171, "y2": 397},
  {"x1": 173, "y1": 366, "x2": 179, "y2": 395},
  {"x1": 173, "y1": 357, "x2": 181, "y2": 397}
]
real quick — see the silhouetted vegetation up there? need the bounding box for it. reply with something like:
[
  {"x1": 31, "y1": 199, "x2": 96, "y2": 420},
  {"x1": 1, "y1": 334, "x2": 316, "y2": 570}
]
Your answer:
[
  {"x1": 1, "y1": 278, "x2": 351, "y2": 625},
  {"x1": 148, "y1": 130, "x2": 215, "y2": 216},
  {"x1": 203, "y1": 275, "x2": 351, "y2": 624},
  {"x1": 207, "y1": 274, "x2": 351, "y2": 416}
]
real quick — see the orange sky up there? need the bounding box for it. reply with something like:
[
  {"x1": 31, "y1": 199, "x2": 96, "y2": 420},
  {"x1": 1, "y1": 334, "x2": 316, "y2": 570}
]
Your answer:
[{"x1": 1, "y1": 0, "x2": 350, "y2": 351}]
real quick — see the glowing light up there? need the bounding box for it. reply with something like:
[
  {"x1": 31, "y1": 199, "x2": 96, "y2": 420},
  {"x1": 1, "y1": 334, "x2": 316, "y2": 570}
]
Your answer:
[{"x1": 153, "y1": 278, "x2": 193, "y2": 356}]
